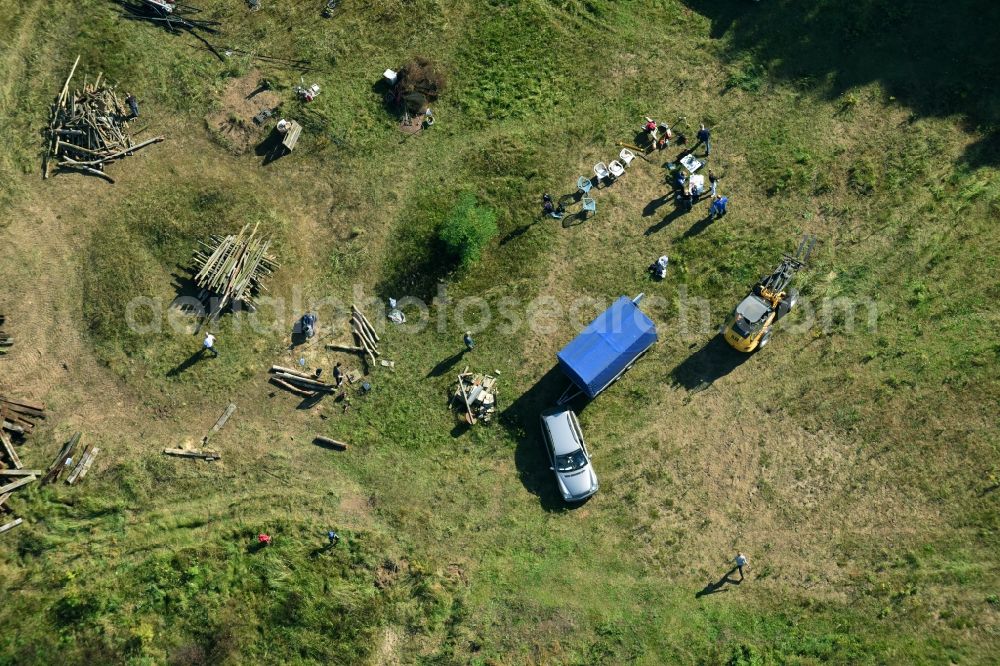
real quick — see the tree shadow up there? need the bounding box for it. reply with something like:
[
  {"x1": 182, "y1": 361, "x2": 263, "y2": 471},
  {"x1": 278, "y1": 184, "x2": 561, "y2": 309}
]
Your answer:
[
  {"x1": 681, "y1": 0, "x2": 1000, "y2": 166},
  {"x1": 695, "y1": 570, "x2": 742, "y2": 598},
  {"x1": 166, "y1": 349, "x2": 210, "y2": 377},
  {"x1": 669, "y1": 335, "x2": 751, "y2": 391},
  {"x1": 501, "y1": 366, "x2": 589, "y2": 512},
  {"x1": 426, "y1": 350, "x2": 466, "y2": 378}
]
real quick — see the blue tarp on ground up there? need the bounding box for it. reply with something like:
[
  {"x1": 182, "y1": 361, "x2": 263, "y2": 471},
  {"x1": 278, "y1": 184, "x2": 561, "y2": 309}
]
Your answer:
[{"x1": 557, "y1": 296, "x2": 658, "y2": 399}]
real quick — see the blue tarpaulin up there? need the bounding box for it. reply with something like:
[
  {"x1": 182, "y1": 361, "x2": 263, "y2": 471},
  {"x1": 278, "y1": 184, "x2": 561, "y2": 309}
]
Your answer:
[{"x1": 557, "y1": 296, "x2": 658, "y2": 399}]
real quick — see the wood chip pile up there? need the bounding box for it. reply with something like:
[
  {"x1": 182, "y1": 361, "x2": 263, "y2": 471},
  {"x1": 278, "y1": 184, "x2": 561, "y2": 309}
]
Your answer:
[
  {"x1": 193, "y1": 223, "x2": 278, "y2": 319},
  {"x1": 44, "y1": 56, "x2": 164, "y2": 182},
  {"x1": 0, "y1": 314, "x2": 11, "y2": 354}
]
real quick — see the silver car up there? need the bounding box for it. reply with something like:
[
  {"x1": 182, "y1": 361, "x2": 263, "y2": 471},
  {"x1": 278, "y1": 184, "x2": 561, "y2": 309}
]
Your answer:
[{"x1": 540, "y1": 408, "x2": 599, "y2": 502}]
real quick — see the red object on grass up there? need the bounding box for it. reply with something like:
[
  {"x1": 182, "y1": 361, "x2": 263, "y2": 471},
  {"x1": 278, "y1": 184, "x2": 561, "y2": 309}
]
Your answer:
[{"x1": 258, "y1": 533, "x2": 272, "y2": 545}]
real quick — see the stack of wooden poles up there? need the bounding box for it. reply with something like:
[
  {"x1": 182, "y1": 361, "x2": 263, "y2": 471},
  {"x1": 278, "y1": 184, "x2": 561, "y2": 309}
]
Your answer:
[
  {"x1": 326, "y1": 304, "x2": 381, "y2": 367},
  {"x1": 268, "y1": 365, "x2": 336, "y2": 398},
  {"x1": 43, "y1": 56, "x2": 164, "y2": 182},
  {"x1": 192, "y1": 223, "x2": 278, "y2": 319}
]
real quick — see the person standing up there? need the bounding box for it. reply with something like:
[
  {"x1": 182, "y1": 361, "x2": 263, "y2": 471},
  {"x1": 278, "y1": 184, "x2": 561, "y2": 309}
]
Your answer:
[
  {"x1": 734, "y1": 552, "x2": 749, "y2": 580},
  {"x1": 333, "y1": 362, "x2": 344, "y2": 387},
  {"x1": 327, "y1": 531, "x2": 340, "y2": 547},
  {"x1": 463, "y1": 332, "x2": 475, "y2": 352},
  {"x1": 709, "y1": 195, "x2": 728, "y2": 220},
  {"x1": 126, "y1": 93, "x2": 139, "y2": 119},
  {"x1": 695, "y1": 124, "x2": 711, "y2": 156},
  {"x1": 708, "y1": 170, "x2": 719, "y2": 197},
  {"x1": 202, "y1": 332, "x2": 218, "y2": 358}
]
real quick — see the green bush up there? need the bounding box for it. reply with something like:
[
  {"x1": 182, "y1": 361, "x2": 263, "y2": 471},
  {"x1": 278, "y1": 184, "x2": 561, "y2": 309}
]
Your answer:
[{"x1": 437, "y1": 194, "x2": 498, "y2": 268}]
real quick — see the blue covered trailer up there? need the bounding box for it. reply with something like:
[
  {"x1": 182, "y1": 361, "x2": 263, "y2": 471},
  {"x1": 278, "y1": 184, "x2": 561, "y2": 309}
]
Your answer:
[{"x1": 557, "y1": 296, "x2": 658, "y2": 401}]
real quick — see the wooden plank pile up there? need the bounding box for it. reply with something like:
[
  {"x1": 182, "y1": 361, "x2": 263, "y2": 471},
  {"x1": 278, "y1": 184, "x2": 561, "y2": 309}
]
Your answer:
[
  {"x1": 41, "y1": 432, "x2": 99, "y2": 486},
  {"x1": 326, "y1": 304, "x2": 382, "y2": 367},
  {"x1": 1, "y1": 397, "x2": 45, "y2": 535},
  {"x1": 192, "y1": 223, "x2": 278, "y2": 319},
  {"x1": 268, "y1": 365, "x2": 336, "y2": 398},
  {"x1": 44, "y1": 56, "x2": 164, "y2": 182},
  {"x1": 0, "y1": 314, "x2": 11, "y2": 354},
  {"x1": 450, "y1": 367, "x2": 499, "y2": 425}
]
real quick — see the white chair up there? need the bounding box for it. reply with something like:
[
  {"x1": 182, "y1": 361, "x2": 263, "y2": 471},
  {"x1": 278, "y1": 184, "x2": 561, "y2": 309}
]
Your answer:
[
  {"x1": 594, "y1": 162, "x2": 610, "y2": 184},
  {"x1": 609, "y1": 160, "x2": 625, "y2": 179},
  {"x1": 619, "y1": 148, "x2": 636, "y2": 167}
]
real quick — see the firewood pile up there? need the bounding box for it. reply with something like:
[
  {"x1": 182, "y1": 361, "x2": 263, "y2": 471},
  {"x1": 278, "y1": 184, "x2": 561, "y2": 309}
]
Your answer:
[
  {"x1": 0, "y1": 314, "x2": 11, "y2": 355},
  {"x1": 451, "y1": 368, "x2": 499, "y2": 425},
  {"x1": 192, "y1": 223, "x2": 278, "y2": 319},
  {"x1": 43, "y1": 56, "x2": 164, "y2": 182}
]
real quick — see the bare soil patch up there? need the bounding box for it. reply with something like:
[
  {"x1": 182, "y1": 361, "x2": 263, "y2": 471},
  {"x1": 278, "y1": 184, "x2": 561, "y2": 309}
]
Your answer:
[{"x1": 207, "y1": 72, "x2": 281, "y2": 155}]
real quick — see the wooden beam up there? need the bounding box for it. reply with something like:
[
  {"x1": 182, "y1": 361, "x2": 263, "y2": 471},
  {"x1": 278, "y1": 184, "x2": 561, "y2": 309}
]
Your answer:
[
  {"x1": 313, "y1": 436, "x2": 348, "y2": 451},
  {"x1": 0, "y1": 469, "x2": 42, "y2": 477},
  {"x1": 66, "y1": 448, "x2": 99, "y2": 485},
  {"x1": 0, "y1": 518, "x2": 23, "y2": 535},
  {"x1": 202, "y1": 403, "x2": 236, "y2": 443},
  {"x1": 163, "y1": 448, "x2": 220, "y2": 460},
  {"x1": 0, "y1": 475, "x2": 37, "y2": 495}
]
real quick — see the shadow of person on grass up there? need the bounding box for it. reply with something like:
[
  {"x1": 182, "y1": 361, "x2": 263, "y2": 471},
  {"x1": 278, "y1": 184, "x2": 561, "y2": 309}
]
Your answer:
[
  {"x1": 166, "y1": 349, "x2": 210, "y2": 377},
  {"x1": 645, "y1": 204, "x2": 688, "y2": 236},
  {"x1": 427, "y1": 350, "x2": 467, "y2": 378},
  {"x1": 695, "y1": 570, "x2": 742, "y2": 598},
  {"x1": 681, "y1": 213, "x2": 717, "y2": 239}
]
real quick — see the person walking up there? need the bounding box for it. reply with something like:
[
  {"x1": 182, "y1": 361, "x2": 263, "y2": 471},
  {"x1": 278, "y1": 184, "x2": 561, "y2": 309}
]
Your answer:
[
  {"x1": 463, "y1": 331, "x2": 475, "y2": 352},
  {"x1": 202, "y1": 332, "x2": 218, "y2": 358},
  {"x1": 708, "y1": 170, "x2": 719, "y2": 197},
  {"x1": 327, "y1": 530, "x2": 340, "y2": 547},
  {"x1": 734, "y1": 551, "x2": 749, "y2": 580},
  {"x1": 695, "y1": 124, "x2": 711, "y2": 156}
]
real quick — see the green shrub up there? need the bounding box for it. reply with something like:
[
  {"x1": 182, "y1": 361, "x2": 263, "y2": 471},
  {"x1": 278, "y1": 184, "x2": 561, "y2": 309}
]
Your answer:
[{"x1": 437, "y1": 194, "x2": 498, "y2": 268}]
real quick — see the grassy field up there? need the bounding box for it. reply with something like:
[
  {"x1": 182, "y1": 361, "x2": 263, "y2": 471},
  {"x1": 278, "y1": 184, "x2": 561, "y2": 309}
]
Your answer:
[{"x1": 0, "y1": 0, "x2": 998, "y2": 663}]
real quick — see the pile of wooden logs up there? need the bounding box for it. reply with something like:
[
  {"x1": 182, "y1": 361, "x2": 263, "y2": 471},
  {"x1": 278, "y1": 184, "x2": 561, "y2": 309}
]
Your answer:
[
  {"x1": 44, "y1": 56, "x2": 164, "y2": 182},
  {"x1": 1, "y1": 396, "x2": 45, "y2": 445},
  {"x1": 192, "y1": 223, "x2": 278, "y2": 319},
  {"x1": 451, "y1": 368, "x2": 499, "y2": 425},
  {"x1": 268, "y1": 365, "x2": 336, "y2": 398},
  {"x1": 0, "y1": 314, "x2": 11, "y2": 354},
  {"x1": 326, "y1": 304, "x2": 381, "y2": 367}
]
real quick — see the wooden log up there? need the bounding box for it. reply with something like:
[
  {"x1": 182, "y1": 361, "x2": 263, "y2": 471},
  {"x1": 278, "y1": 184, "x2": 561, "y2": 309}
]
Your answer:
[
  {"x1": 2, "y1": 421, "x2": 24, "y2": 435},
  {"x1": 0, "y1": 406, "x2": 21, "y2": 470},
  {"x1": 202, "y1": 403, "x2": 236, "y2": 443},
  {"x1": 272, "y1": 372, "x2": 334, "y2": 391},
  {"x1": 163, "y1": 448, "x2": 220, "y2": 460},
  {"x1": 0, "y1": 469, "x2": 42, "y2": 477},
  {"x1": 0, "y1": 518, "x2": 23, "y2": 535},
  {"x1": 352, "y1": 318, "x2": 379, "y2": 352},
  {"x1": 269, "y1": 377, "x2": 317, "y2": 398},
  {"x1": 325, "y1": 343, "x2": 366, "y2": 354},
  {"x1": 270, "y1": 365, "x2": 318, "y2": 380},
  {"x1": 0, "y1": 475, "x2": 36, "y2": 495},
  {"x1": 0, "y1": 397, "x2": 45, "y2": 412},
  {"x1": 313, "y1": 436, "x2": 348, "y2": 451},
  {"x1": 66, "y1": 447, "x2": 99, "y2": 485},
  {"x1": 351, "y1": 305, "x2": 380, "y2": 342},
  {"x1": 0, "y1": 492, "x2": 10, "y2": 509}
]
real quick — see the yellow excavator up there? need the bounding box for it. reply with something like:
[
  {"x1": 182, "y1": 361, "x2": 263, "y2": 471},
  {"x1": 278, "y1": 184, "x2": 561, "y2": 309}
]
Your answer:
[{"x1": 723, "y1": 236, "x2": 816, "y2": 352}]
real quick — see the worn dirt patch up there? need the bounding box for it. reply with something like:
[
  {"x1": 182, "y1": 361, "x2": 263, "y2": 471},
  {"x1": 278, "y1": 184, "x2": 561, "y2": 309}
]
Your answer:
[{"x1": 207, "y1": 72, "x2": 281, "y2": 155}]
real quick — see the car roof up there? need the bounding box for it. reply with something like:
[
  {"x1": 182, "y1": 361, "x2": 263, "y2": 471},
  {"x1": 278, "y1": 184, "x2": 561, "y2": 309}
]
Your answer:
[
  {"x1": 541, "y1": 408, "x2": 583, "y2": 455},
  {"x1": 736, "y1": 293, "x2": 770, "y2": 322}
]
